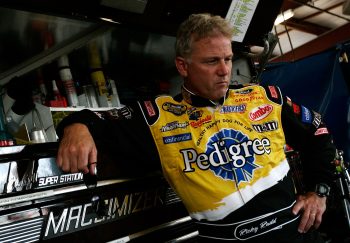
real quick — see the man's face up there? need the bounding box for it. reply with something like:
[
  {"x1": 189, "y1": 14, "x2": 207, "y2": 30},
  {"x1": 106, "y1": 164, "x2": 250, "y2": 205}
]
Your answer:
[{"x1": 176, "y1": 34, "x2": 233, "y2": 101}]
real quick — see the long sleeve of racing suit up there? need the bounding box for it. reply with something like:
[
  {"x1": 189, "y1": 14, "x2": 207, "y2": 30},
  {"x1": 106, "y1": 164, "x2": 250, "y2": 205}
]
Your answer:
[
  {"x1": 56, "y1": 89, "x2": 336, "y2": 190},
  {"x1": 280, "y1": 96, "x2": 336, "y2": 191}
]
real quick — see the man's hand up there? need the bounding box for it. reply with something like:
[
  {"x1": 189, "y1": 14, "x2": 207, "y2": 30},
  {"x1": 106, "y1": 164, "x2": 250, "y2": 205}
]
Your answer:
[
  {"x1": 292, "y1": 192, "x2": 327, "y2": 233},
  {"x1": 56, "y1": 123, "x2": 97, "y2": 175}
]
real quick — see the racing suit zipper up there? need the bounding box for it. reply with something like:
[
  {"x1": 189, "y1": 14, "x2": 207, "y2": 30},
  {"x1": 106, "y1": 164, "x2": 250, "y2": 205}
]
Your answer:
[{"x1": 213, "y1": 104, "x2": 246, "y2": 204}]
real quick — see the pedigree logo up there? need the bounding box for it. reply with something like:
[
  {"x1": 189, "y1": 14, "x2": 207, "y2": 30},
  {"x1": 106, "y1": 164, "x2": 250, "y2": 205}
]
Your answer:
[
  {"x1": 180, "y1": 129, "x2": 266, "y2": 184},
  {"x1": 249, "y1": 104, "x2": 273, "y2": 121}
]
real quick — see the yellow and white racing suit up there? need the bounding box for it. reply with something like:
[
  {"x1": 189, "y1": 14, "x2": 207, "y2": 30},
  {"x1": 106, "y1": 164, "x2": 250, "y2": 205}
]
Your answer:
[
  {"x1": 146, "y1": 85, "x2": 288, "y2": 221},
  {"x1": 57, "y1": 84, "x2": 336, "y2": 242}
]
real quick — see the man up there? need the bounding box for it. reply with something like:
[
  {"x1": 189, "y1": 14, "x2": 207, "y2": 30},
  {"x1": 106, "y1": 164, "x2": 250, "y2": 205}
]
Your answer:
[{"x1": 56, "y1": 13, "x2": 336, "y2": 242}]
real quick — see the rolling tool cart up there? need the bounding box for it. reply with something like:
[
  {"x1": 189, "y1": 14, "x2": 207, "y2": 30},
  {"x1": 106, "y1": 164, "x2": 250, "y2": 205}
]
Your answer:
[{"x1": 0, "y1": 142, "x2": 197, "y2": 242}]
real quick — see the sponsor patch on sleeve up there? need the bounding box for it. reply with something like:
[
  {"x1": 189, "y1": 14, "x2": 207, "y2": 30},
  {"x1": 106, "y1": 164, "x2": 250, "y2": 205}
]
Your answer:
[
  {"x1": 312, "y1": 111, "x2": 322, "y2": 128},
  {"x1": 292, "y1": 104, "x2": 301, "y2": 115},
  {"x1": 315, "y1": 127, "x2": 329, "y2": 135},
  {"x1": 268, "y1": 86, "x2": 278, "y2": 98},
  {"x1": 301, "y1": 106, "x2": 312, "y2": 123},
  {"x1": 144, "y1": 101, "x2": 156, "y2": 117}
]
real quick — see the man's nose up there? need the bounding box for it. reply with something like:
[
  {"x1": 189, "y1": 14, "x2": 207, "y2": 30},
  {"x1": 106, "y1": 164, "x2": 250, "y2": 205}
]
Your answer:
[{"x1": 217, "y1": 60, "x2": 230, "y2": 76}]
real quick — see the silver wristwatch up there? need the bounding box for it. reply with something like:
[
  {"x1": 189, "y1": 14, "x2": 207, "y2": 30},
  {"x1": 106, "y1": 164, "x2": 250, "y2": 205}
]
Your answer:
[{"x1": 314, "y1": 183, "x2": 331, "y2": 197}]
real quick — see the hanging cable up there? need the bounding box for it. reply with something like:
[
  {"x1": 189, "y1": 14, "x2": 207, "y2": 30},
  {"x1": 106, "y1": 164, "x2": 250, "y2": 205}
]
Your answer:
[
  {"x1": 283, "y1": 19, "x2": 296, "y2": 61},
  {"x1": 274, "y1": 25, "x2": 284, "y2": 58}
]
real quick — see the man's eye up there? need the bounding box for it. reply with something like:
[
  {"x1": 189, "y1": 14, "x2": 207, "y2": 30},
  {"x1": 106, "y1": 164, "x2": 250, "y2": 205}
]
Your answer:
[
  {"x1": 206, "y1": 59, "x2": 218, "y2": 64},
  {"x1": 225, "y1": 58, "x2": 232, "y2": 63}
]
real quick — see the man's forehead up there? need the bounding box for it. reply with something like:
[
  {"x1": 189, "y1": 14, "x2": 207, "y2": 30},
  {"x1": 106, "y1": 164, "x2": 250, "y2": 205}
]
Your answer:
[{"x1": 191, "y1": 40, "x2": 233, "y2": 56}]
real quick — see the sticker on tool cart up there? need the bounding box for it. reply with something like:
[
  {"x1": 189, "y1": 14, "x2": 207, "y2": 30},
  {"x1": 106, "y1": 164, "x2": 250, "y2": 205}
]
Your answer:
[
  {"x1": 38, "y1": 173, "x2": 83, "y2": 187},
  {"x1": 43, "y1": 187, "x2": 164, "y2": 239},
  {"x1": 110, "y1": 236, "x2": 130, "y2": 242},
  {"x1": 0, "y1": 190, "x2": 53, "y2": 206}
]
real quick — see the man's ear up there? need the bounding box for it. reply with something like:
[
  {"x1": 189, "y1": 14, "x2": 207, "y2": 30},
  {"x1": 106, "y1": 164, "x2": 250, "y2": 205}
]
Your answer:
[{"x1": 175, "y1": 57, "x2": 188, "y2": 77}]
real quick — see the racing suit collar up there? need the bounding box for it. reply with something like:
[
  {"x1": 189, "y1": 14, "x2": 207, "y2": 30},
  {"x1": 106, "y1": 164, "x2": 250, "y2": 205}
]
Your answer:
[{"x1": 181, "y1": 85, "x2": 227, "y2": 107}]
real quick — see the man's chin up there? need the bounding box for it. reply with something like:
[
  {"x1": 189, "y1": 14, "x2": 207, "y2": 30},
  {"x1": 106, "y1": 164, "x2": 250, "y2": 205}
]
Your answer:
[{"x1": 210, "y1": 91, "x2": 227, "y2": 101}]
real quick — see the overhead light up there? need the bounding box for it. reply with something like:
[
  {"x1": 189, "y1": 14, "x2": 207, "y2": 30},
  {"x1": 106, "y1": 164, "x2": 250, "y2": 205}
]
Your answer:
[
  {"x1": 274, "y1": 9, "x2": 294, "y2": 26},
  {"x1": 100, "y1": 17, "x2": 121, "y2": 24}
]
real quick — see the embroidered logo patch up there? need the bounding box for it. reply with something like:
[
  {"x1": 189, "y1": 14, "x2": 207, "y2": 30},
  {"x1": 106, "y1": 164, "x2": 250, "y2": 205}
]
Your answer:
[
  {"x1": 180, "y1": 129, "x2": 271, "y2": 185},
  {"x1": 160, "y1": 121, "x2": 189, "y2": 132},
  {"x1": 162, "y1": 102, "x2": 187, "y2": 116},
  {"x1": 268, "y1": 86, "x2": 278, "y2": 98},
  {"x1": 252, "y1": 121, "x2": 278, "y2": 133},
  {"x1": 187, "y1": 107, "x2": 203, "y2": 121},
  {"x1": 293, "y1": 104, "x2": 301, "y2": 115},
  {"x1": 315, "y1": 127, "x2": 329, "y2": 135},
  {"x1": 220, "y1": 104, "x2": 246, "y2": 114},
  {"x1": 301, "y1": 106, "x2": 312, "y2": 123},
  {"x1": 163, "y1": 133, "x2": 192, "y2": 144},
  {"x1": 144, "y1": 101, "x2": 156, "y2": 117},
  {"x1": 249, "y1": 104, "x2": 273, "y2": 121},
  {"x1": 234, "y1": 88, "x2": 253, "y2": 94}
]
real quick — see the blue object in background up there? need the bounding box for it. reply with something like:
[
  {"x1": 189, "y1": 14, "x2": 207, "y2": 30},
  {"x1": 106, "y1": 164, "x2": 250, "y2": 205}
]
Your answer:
[{"x1": 260, "y1": 42, "x2": 350, "y2": 161}]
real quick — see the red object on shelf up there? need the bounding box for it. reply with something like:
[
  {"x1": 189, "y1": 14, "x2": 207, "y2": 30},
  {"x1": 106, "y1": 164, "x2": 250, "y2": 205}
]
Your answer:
[{"x1": 49, "y1": 98, "x2": 67, "y2": 107}]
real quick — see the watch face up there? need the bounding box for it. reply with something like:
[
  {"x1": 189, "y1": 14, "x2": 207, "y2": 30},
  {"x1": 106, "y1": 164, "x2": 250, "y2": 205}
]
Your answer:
[
  {"x1": 315, "y1": 183, "x2": 330, "y2": 197},
  {"x1": 319, "y1": 186, "x2": 327, "y2": 194}
]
